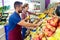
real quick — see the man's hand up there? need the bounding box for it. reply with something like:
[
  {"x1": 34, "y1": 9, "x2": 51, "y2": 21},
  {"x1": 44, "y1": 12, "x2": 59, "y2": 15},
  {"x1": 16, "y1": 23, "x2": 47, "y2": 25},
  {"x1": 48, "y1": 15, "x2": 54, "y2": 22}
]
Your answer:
[{"x1": 18, "y1": 19, "x2": 40, "y2": 28}]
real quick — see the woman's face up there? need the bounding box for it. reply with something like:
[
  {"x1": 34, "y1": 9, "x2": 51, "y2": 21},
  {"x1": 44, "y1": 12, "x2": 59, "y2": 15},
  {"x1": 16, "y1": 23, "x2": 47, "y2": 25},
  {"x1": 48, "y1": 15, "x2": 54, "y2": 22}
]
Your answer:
[{"x1": 25, "y1": 6, "x2": 29, "y2": 11}]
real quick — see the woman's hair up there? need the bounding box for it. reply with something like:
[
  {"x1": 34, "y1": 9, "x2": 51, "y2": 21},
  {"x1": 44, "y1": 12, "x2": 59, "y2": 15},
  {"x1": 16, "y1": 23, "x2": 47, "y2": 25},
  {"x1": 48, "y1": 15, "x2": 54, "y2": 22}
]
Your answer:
[
  {"x1": 55, "y1": 6, "x2": 60, "y2": 17},
  {"x1": 23, "y1": 3, "x2": 29, "y2": 8}
]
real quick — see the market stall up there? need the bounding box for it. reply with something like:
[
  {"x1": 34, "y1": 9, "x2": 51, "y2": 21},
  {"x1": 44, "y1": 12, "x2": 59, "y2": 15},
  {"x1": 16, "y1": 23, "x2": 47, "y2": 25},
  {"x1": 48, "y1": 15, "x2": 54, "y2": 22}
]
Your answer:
[{"x1": 24, "y1": 2, "x2": 60, "y2": 40}]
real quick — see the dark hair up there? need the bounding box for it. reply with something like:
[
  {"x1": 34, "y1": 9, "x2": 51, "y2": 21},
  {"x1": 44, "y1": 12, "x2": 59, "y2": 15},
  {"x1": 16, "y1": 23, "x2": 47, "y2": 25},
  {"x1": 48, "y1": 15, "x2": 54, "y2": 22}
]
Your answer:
[
  {"x1": 23, "y1": 3, "x2": 29, "y2": 8},
  {"x1": 14, "y1": 1, "x2": 23, "y2": 9},
  {"x1": 55, "y1": 6, "x2": 60, "y2": 16}
]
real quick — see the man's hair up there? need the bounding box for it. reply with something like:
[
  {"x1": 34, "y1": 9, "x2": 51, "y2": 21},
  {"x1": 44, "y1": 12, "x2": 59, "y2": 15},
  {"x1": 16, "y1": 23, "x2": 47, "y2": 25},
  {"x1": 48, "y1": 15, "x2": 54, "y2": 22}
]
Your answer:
[
  {"x1": 14, "y1": 1, "x2": 23, "y2": 9},
  {"x1": 23, "y1": 3, "x2": 29, "y2": 8}
]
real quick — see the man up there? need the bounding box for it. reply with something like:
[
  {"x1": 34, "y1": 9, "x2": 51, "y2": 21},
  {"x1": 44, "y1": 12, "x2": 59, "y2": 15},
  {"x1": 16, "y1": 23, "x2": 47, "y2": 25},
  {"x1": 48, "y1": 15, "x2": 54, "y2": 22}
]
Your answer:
[{"x1": 8, "y1": 1, "x2": 41, "y2": 40}]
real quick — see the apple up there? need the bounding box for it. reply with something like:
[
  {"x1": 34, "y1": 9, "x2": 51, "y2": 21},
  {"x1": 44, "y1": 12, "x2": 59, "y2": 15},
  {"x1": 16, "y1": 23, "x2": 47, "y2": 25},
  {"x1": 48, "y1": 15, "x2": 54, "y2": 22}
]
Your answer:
[
  {"x1": 43, "y1": 26, "x2": 55, "y2": 37},
  {"x1": 58, "y1": 22, "x2": 60, "y2": 27},
  {"x1": 47, "y1": 30, "x2": 53, "y2": 37},
  {"x1": 32, "y1": 36, "x2": 40, "y2": 40},
  {"x1": 32, "y1": 33, "x2": 42, "y2": 40},
  {"x1": 47, "y1": 17, "x2": 58, "y2": 27},
  {"x1": 46, "y1": 23, "x2": 56, "y2": 32},
  {"x1": 47, "y1": 19, "x2": 51, "y2": 23}
]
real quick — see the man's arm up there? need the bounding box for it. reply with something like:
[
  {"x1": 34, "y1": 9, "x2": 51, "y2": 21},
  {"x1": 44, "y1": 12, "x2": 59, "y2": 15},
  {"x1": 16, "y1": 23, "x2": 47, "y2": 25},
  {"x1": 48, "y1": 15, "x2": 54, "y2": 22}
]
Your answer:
[
  {"x1": 18, "y1": 16, "x2": 42, "y2": 28},
  {"x1": 18, "y1": 19, "x2": 39, "y2": 28}
]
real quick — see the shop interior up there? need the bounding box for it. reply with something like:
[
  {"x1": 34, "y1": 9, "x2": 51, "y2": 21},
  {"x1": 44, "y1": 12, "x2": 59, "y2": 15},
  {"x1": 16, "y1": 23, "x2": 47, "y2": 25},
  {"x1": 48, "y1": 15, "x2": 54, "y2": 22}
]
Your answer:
[{"x1": 0, "y1": 0, "x2": 60, "y2": 40}]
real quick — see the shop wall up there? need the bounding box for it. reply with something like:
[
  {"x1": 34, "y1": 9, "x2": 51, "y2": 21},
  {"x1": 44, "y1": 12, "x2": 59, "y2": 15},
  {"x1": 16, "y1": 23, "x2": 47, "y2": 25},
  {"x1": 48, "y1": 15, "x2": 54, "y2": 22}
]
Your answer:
[
  {"x1": 45, "y1": 0, "x2": 50, "y2": 8},
  {"x1": 40, "y1": 0, "x2": 45, "y2": 12},
  {"x1": 50, "y1": 0, "x2": 60, "y2": 4}
]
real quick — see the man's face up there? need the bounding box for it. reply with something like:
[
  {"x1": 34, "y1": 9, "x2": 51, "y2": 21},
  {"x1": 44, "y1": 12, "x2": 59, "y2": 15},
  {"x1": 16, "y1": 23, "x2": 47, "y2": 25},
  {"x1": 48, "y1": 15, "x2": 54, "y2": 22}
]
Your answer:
[{"x1": 17, "y1": 5, "x2": 23, "y2": 13}]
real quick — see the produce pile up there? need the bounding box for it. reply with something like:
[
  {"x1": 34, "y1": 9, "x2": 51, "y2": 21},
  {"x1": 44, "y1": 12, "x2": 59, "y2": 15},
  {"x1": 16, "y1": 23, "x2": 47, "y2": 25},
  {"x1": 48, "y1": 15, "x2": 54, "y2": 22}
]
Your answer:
[{"x1": 24, "y1": 13, "x2": 60, "y2": 40}]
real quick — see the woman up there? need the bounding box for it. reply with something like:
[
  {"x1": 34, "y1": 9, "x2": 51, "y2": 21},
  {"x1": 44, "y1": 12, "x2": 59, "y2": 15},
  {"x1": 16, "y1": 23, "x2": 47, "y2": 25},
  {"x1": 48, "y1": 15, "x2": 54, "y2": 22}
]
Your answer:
[
  {"x1": 21, "y1": 3, "x2": 38, "y2": 39},
  {"x1": 21, "y1": 3, "x2": 37, "y2": 19}
]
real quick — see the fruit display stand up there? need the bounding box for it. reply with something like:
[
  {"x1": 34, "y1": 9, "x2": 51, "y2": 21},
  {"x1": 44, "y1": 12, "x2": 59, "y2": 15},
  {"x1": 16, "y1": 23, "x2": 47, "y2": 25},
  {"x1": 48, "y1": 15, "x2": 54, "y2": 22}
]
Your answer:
[
  {"x1": 24, "y1": 13, "x2": 48, "y2": 40},
  {"x1": 24, "y1": 2, "x2": 60, "y2": 40},
  {"x1": 24, "y1": 12, "x2": 60, "y2": 40}
]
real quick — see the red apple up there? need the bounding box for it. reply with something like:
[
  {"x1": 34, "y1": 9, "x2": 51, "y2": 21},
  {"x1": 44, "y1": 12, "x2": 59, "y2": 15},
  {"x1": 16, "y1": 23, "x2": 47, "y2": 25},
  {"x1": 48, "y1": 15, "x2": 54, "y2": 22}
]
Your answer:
[
  {"x1": 47, "y1": 30, "x2": 53, "y2": 37},
  {"x1": 47, "y1": 17, "x2": 58, "y2": 27},
  {"x1": 43, "y1": 26, "x2": 55, "y2": 37},
  {"x1": 49, "y1": 17, "x2": 58, "y2": 27},
  {"x1": 46, "y1": 23, "x2": 56, "y2": 32},
  {"x1": 47, "y1": 19, "x2": 51, "y2": 23}
]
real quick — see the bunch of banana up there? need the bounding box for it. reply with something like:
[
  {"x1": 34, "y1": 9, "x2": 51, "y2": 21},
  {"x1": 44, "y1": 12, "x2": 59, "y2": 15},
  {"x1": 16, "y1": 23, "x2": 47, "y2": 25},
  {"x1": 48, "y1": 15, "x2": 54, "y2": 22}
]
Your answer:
[{"x1": 38, "y1": 13, "x2": 46, "y2": 19}]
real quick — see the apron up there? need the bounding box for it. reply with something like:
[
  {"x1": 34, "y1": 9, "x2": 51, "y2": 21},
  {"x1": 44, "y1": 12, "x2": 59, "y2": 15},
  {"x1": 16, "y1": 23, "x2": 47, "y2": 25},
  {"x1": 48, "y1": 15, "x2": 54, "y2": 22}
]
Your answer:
[{"x1": 8, "y1": 24, "x2": 23, "y2": 40}]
